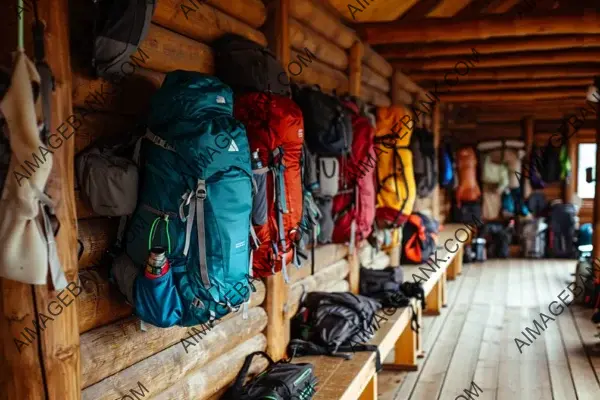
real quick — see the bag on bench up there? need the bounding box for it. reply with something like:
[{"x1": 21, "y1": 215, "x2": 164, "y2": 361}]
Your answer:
[
  {"x1": 289, "y1": 292, "x2": 382, "y2": 370},
  {"x1": 360, "y1": 266, "x2": 410, "y2": 308},
  {"x1": 223, "y1": 351, "x2": 317, "y2": 400}
]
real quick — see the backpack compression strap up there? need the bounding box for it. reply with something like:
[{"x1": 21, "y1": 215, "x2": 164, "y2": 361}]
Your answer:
[{"x1": 272, "y1": 147, "x2": 289, "y2": 282}]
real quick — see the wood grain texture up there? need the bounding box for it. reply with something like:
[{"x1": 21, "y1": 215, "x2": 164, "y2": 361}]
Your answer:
[
  {"x1": 151, "y1": 334, "x2": 268, "y2": 400},
  {"x1": 360, "y1": 11, "x2": 600, "y2": 44},
  {"x1": 82, "y1": 307, "x2": 267, "y2": 399},
  {"x1": 362, "y1": 83, "x2": 392, "y2": 107},
  {"x1": 34, "y1": 1, "x2": 81, "y2": 398},
  {"x1": 349, "y1": 41, "x2": 364, "y2": 97},
  {"x1": 289, "y1": 0, "x2": 357, "y2": 49},
  {"x1": 140, "y1": 23, "x2": 215, "y2": 74},
  {"x1": 77, "y1": 265, "x2": 132, "y2": 334},
  {"x1": 290, "y1": 18, "x2": 348, "y2": 71},
  {"x1": 72, "y1": 68, "x2": 165, "y2": 116},
  {"x1": 290, "y1": 48, "x2": 350, "y2": 93},
  {"x1": 153, "y1": 0, "x2": 267, "y2": 46},
  {"x1": 77, "y1": 218, "x2": 119, "y2": 270},
  {"x1": 287, "y1": 244, "x2": 349, "y2": 284},
  {"x1": 362, "y1": 44, "x2": 393, "y2": 78},
  {"x1": 205, "y1": 0, "x2": 267, "y2": 28},
  {"x1": 408, "y1": 65, "x2": 600, "y2": 81},
  {"x1": 81, "y1": 282, "x2": 265, "y2": 388},
  {"x1": 361, "y1": 63, "x2": 390, "y2": 93}
]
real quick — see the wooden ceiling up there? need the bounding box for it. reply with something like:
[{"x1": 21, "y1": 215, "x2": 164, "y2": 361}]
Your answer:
[{"x1": 324, "y1": 0, "x2": 600, "y2": 124}]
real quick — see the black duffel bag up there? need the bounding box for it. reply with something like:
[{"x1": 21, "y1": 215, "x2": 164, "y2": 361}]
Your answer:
[
  {"x1": 214, "y1": 34, "x2": 290, "y2": 97},
  {"x1": 360, "y1": 266, "x2": 410, "y2": 308},
  {"x1": 222, "y1": 351, "x2": 317, "y2": 400}
]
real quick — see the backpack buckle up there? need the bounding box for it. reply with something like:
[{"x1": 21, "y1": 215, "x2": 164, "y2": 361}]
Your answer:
[{"x1": 196, "y1": 180, "x2": 207, "y2": 200}]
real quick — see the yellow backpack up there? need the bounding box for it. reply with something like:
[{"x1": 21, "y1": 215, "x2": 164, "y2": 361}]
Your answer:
[{"x1": 374, "y1": 105, "x2": 416, "y2": 228}]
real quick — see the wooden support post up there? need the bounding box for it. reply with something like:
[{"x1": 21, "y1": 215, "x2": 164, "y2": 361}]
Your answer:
[
  {"x1": 416, "y1": 302, "x2": 423, "y2": 358},
  {"x1": 265, "y1": 0, "x2": 290, "y2": 362},
  {"x1": 592, "y1": 77, "x2": 600, "y2": 283},
  {"x1": 358, "y1": 373, "x2": 377, "y2": 400},
  {"x1": 441, "y1": 271, "x2": 448, "y2": 307},
  {"x1": 349, "y1": 41, "x2": 364, "y2": 98},
  {"x1": 447, "y1": 253, "x2": 458, "y2": 280},
  {"x1": 347, "y1": 248, "x2": 360, "y2": 294},
  {"x1": 432, "y1": 103, "x2": 441, "y2": 220},
  {"x1": 389, "y1": 229, "x2": 401, "y2": 267},
  {"x1": 564, "y1": 119, "x2": 577, "y2": 204},
  {"x1": 386, "y1": 302, "x2": 418, "y2": 371},
  {"x1": 424, "y1": 280, "x2": 442, "y2": 316},
  {"x1": 0, "y1": 1, "x2": 80, "y2": 399},
  {"x1": 455, "y1": 246, "x2": 464, "y2": 275}
]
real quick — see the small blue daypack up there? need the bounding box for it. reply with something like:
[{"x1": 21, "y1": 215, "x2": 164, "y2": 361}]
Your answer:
[{"x1": 121, "y1": 71, "x2": 254, "y2": 327}]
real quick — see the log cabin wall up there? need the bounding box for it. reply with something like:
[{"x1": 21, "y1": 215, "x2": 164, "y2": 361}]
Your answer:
[{"x1": 71, "y1": 1, "x2": 274, "y2": 399}]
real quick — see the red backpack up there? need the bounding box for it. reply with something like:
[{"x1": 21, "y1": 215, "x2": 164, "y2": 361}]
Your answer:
[
  {"x1": 331, "y1": 100, "x2": 376, "y2": 246},
  {"x1": 234, "y1": 93, "x2": 305, "y2": 280}
]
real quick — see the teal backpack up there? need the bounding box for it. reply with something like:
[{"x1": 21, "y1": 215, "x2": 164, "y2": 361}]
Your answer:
[{"x1": 124, "y1": 71, "x2": 254, "y2": 327}]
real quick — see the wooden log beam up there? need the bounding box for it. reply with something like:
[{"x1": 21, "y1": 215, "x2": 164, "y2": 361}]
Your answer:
[
  {"x1": 82, "y1": 307, "x2": 267, "y2": 400},
  {"x1": 362, "y1": 64, "x2": 390, "y2": 93},
  {"x1": 290, "y1": 49, "x2": 349, "y2": 93},
  {"x1": 289, "y1": 0, "x2": 357, "y2": 49},
  {"x1": 205, "y1": 0, "x2": 267, "y2": 28},
  {"x1": 407, "y1": 65, "x2": 600, "y2": 82},
  {"x1": 327, "y1": 0, "x2": 420, "y2": 22},
  {"x1": 72, "y1": 68, "x2": 165, "y2": 116},
  {"x1": 78, "y1": 266, "x2": 132, "y2": 334},
  {"x1": 427, "y1": 0, "x2": 474, "y2": 17},
  {"x1": 423, "y1": 78, "x2": 593, "y2": 92},
  {"x1": 483, "y1": 0, "x2": 522, "y2": 14},
  {"x1": 362, "y1": 83, "x2": 392, "y2": 107},
  {"x1": 141, "y1": 23, "x2": 215, "y2": 74},
  {"x1": 359, "y1": 11, "x2": 600, "y2": 44},
  {"x1": 289, "y1": 19, "x2": 348, "y2": 71},
  {"x1": 375, "y1": 35, "x2": 600, "y2": 59},
  {"x1": 439, "y1": 88, "x2": 585, "y2": 102},
  {"x1": 392, "y1": 70, "x2": 429, "y2": 99},
  {"x1": 362, "y1": 44, "x2": 393, "y2": 78},
  {"x1": 394, "y1": 49, "x2": 600, "y2": 71},
  {"x1": 78, "y1": 218, "x2": 119, "y2": 270},
  {"x1": 74, "y1": 112, "x2": 137, "y2": 154},
  {"x1": 286, "y1": 244, "x2": 349, "y2": 284},
  {"x1": 151, "y1": 334, "x2": 268, "y2": 400},
  {"x1": 153, "y1": 0, "x2": 267, "y2": 46},
  {"x1": 81, "y1": 282, "x2": 265, "y2": 388}
]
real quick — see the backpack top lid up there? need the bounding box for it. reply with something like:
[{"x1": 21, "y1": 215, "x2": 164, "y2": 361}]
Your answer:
[
  {"x1": 93, "y1": 0, "x2": 156, "y2": 77},
  {"x1": 375, "y1": 105, "x2": 413, "y2": 147},
  {"x1": 146, "y1": 71, "x2": 250, "y2": 179}
]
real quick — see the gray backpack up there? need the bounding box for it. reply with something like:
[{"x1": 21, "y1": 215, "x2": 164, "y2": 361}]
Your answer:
[
  {"x1": 521, "y1": 218, "x2": 547, "y2": 258},
  {"x1": 76, "y1": 137, "x2": 140, "y2": 217},
  {"x1": 93, "y1": 0, "x2": 156, "y2": 77}
]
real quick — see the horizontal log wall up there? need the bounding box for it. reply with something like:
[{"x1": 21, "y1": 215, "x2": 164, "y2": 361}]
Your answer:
[{"x1": 81, "y1": 282, "x2": 266, "y2": 388}]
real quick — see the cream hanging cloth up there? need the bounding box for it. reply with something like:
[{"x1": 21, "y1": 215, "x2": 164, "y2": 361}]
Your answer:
[{"x1": 0, "y1": 50, "x2": 66, "y2": 289}]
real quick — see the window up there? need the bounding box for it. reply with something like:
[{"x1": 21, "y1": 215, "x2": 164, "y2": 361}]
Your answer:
[{"x1": 577, "y1": 143, "x2": 597, "y2": 199}]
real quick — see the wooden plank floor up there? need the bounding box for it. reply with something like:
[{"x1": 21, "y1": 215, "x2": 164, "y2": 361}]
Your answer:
[{"x1": 379, "y1": 259, "x2": 600, "y2": 400}]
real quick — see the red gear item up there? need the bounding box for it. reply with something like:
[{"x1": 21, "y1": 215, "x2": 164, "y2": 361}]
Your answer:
[{"x1": 235, "y1": 93, "x2": 304, "y2": 278}]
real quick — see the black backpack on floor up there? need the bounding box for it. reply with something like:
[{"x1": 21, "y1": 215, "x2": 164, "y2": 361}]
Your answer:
[
  {"x1": 292, "y1": 86, "x2": 352, "y2": 156},
  {"x1": 453, "y1": 201, "x2": 482, "y2": 224},
  {"x1": 92, "y1": 0, "x2": 156, "y2": 77},
  {"x1": 411, "y1": 128, "x2": 437, "y2": 198},
  {"x1": 223, "y1": 351, "x2": 317, "y2": 400},
  {"x1": 547, "y1": 203, "x2": 577, "y2": 258},
  {"x1": 289, "y1": 292, "x2": 382, "y2": 370},
  {"x1": 214, "y1": 34, "x2": 290, "y2": 97},
  {"x1": 482, "y1": 222, "x2": 513, "y2": 258}
]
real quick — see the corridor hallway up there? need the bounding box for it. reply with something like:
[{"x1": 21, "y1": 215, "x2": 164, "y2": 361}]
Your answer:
[{"x1": 379, "y1": 260, "x2": 600, "y2": 400}]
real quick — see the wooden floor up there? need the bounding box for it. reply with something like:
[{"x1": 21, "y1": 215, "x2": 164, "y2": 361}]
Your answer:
[{"x1": 379, "y1": 259, "x2": 600, "y2": 400}]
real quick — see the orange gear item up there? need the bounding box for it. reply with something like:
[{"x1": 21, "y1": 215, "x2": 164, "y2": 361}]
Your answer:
[{"x1": 455, "y1": 146, "x2": 482, "y2": 206}]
